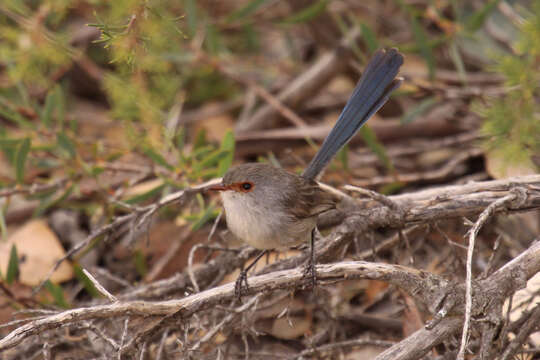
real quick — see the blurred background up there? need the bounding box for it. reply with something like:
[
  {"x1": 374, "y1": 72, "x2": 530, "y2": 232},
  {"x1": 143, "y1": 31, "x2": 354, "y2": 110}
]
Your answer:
[{"x1": 0, "y1": 0, "x2": 539, "y2": 358}]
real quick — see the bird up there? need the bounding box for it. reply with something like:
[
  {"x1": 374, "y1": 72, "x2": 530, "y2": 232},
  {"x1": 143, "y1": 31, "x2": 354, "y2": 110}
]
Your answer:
[{"x1": 209, "y1": 48, "x2": 404, "y2": 296}]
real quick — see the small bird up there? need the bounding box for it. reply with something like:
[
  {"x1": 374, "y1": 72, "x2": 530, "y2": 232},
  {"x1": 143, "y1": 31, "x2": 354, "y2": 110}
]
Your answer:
[{"x1": 209, "y1": 48, "x2": 404, "y2": 295}]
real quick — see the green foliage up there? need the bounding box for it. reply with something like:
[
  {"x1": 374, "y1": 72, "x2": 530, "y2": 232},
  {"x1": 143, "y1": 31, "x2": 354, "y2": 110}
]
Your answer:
[
  {"x1": 476, "y1": 4, "x2": 540, "y2": 169},
  {"x1": 133, "y1": 249, "x2": 147, "y2": 277},
  {"x1": 14, "y1": 138, "x2": 31, "y2": 184},
  {"x1": 183, "y1": 193, "x2": 219, "y2": 231},
  {"x1": 278, "y1": 0, "x2": 329, "y2": 24},
  {"x1": 360, "y1": 126, "x2": 394, "y2": 173},
  {"x1": 0, "y1": 207, "x2": 7, "y2": 240},
  {"x1": 5, "y1": 244, "x2": 19, "y2": 284},
  {"x1": 73, "y1": 264, "x2": 101, "y2": 298},
  {"x1": 44, "y1": 280, "x2": 70, "y2": 308}
]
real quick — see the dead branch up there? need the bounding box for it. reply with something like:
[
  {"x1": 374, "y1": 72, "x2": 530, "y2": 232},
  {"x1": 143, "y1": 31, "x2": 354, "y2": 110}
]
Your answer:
[
  {"x1": 0, "y1": 261, "x2": 449, "y2": 351},
  {"x1": 2, "y1": 240, "x2": 539, "y2": 358}
]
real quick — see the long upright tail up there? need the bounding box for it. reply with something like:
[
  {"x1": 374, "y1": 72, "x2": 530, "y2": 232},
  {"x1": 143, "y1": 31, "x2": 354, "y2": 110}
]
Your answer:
[{"x1": 302, "y1": 48, "x2": 404, "y2": 180}]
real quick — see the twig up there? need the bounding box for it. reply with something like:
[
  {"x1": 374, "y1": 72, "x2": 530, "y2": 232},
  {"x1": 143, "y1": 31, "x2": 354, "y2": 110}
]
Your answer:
[
  {"x1": 0, "y1": 261, "x2": 449, "y2": 351},
  {"x1": 457, "y1": 189, "x2": 522, "y2": 360},
  {"x1": 343, "y1": 185, "x2": 403, "y2": 211},
  {"x1": 0, "y1": 178, "x2": 71, "y2": 198},
  {"x1": 298, "y1": 337, "x2": 395, "y2": 358},
  {"x1": 82, "y1": 268, "x2": 118, "y2": 303},
  {"x1": 155, "y1": 328, "x2": 169, "y2": 360},
  {"x1": 500, "y1": 304, "x2": 540, "y2": 360},
  {"x1": 189, "y1": 295, "x2": 260, "y2": 353},
  {"x1": 32, "y1": 180, "x2": 215, "y2": 295}
]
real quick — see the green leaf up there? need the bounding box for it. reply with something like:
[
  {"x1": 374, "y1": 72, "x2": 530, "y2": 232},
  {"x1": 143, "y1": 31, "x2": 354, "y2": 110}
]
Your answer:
[
  {"x1": 0, "y1": 207, "x2": 7, "y2": 240},
  {"x1": 199, "y1": 149, "x2": 229, "y2": 169},
  {"x1": 336, "y1": 144, "x2": 349, "y2": 172},
  {"x1": 226, "y1": 0, "x2": 267, "y2": 22},
  {"x1": 185, "y1": 0, "x2": 198, "y2": 36},
  {"x1": 33, "y1": 185, "x2": 74, "y2": 217},
  {"x1": 0, "y1": 138, "x2": 21, "y2": 165},
  {"x1": 191, "y1": 204, "x2": 218, "y2": 231},
  {"x1": 360, "y1": 126, "x2": 394, "y2": 172},
  {"x1": 205, "y1": 24, "x2": 225, "y2": 54},
  {"x1": 41, "y1": 88, "x2": 57, "y2": 127},
  {"x1": 134, "y1": 250, "x2": 147, "y2": 277},
  {"x1": 73, "y1": 264, "x2": 100, "y2": 298},
  {"x1": 378, "y1": 181, "x2": 404, "y2": 195},
  {"x1": 174, "y1": 127, "x2": 186, "y2": 155},
  {"x1": 56, "y1": 133, "x2": 76, "y2": 159},
  {"x1": 360, "y1": 23, "x2": 379, "y2": 53},
  {"x1": 465, "y1": 0, "x2": 501, "y2": 33},
  {"x1": 401, "y1": 96, "x2": 438, "y2": 124},
  {"x1": 279, "y1": 0, "x2": 329, "y2": 24},
  {"x1": 15, "y1": 138, "x2": 31, "y2": 184},
  {"x1": 143, "y1": 147, "x2": 174, "y2": 170},
  {"x1": 44, "y1": 280, "x2": 70, "y2": 308},
  {"x1": 0, "y1": 106, "x2": 31, "y2": 127},
  {"x1": 125, "y1": 183, "x2": 165, "y2": 204},
  {"x1": 217, "y1": 130, "x2": 235, "y2": 176},
  {"x1": 6, "y1": 244, "x2": 19, "y2": 284},
  {"x1": 449, "y1": 40, "x2": 467, "y2": 84},
  {"x1": 410, "y1": 14, "x2": 435, "y2": 80}
]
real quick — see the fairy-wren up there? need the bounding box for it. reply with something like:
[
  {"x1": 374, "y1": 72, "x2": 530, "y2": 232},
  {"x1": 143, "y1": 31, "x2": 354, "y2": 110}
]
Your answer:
[{"x1": 209, "y1": 49, "x2": 404, "y2": 294}]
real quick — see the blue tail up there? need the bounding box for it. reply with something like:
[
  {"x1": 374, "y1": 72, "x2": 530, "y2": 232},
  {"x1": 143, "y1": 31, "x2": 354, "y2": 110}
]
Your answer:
[{"x1": 302, "y1": 48, "x2": 403, "y2": 180}]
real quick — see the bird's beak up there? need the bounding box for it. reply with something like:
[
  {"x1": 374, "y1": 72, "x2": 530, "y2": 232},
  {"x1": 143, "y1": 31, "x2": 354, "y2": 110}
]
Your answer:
[{"x1": 206, "y1": 184, "x2": 227, "y2": 192}]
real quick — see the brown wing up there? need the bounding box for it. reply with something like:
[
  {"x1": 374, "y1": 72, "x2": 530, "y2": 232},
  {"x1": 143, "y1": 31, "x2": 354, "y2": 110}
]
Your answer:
[{"x1": 283, "y1": 176, "x2": 338, "y2": 220}]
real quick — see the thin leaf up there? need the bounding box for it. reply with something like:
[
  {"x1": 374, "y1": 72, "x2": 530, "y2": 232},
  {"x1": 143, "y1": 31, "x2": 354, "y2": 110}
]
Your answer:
[
  {"x1": 217, "y1": 130, "x2": 235, "y2": 176},
  {"x1": 0, "y1": 138, "x2": 21, "y2": 165},
  {"x1": 449, "y1": 40, "x2": 468, "y2": 84},
  {"x1": 56, "y1": 133, "x2": 76, "y2": 159},
  {"x1": 279, "y1": 0, "x2": 329, "y2": 24},
  {"x1": 6, "y1": 244, "x2": 19, "y2": 284},
  {"x1": 379, "y1": 181, "x2": 405, "y2": 195},
  {"x1": 44, "y1": 280, "x2": 70, "y2": 308},
  {"x1": 199, "y1": 149, "x2": 228, "y2": 169},
  {"x1": 0, "y1": 207, "x2": 7, "y2": 240},
  {"x1": 360, "y1": 23, "x2": 379, "y2": 53},
  {"x1": 0, "y1": 106, "x2": 31, "y2": 127},
  {"x1": 143, "y1": 147, "x2": 174, "y2": 170},
  {"x1": 465, "y1": 0, "x2": 501, "y2": 33},
  {"x1": 33, "y1": 185, "x2": 74, "y2": 217},
  {"x1": 41, "y1": 88, "x2": 57, "y2": 127},
  {"x1": 194, "y1": 128, "x2": 207, "y2": 150},
  {"x1": 15, "y1": 138, "x2": 31, "y2": 184},
  {"x1": 226, "y1": 0, "x2": 267, "y2": 22},
  {"x1": 401, "y1": 96, "x2": 438, "y2": 124},
  {"x1": 134, "y1": 250, "x2": 147, "y2": 277},
  {"x1": 191, "y1": 204, "x2": 218, "y2": 231},
  {"x1": 410, "y1": 14, "x2": 435, "y2": 80},
  {"x1": 205, "y1": 24, "x2": 225, "y2": 54},
  {"x1": 125, "y1": 183, "x2": 165, "y2": 204},
  {"x1": 336, "y1": 144, "x2": 349, "y2": 172},
  {"x1": 360, "y1": 126, "x2": 394, "y2": 172},
  {"x1": 73, "y1": 264, "x2": 100, "y2": 298},
  {"x1": 185, "y1": 0, "x2": 198, "y2": 36}
]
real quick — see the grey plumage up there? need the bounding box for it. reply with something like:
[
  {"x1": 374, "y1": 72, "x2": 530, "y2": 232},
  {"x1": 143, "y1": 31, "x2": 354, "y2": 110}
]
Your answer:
[{"x1": 214, "y1": 48, "x2": 404, "y2": 251}]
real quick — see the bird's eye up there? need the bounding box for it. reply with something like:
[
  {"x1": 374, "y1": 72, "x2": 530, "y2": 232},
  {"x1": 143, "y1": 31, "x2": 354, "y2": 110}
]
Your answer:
[{"x1": 241, "y1": 182, "x2": 252, "y2": 191}]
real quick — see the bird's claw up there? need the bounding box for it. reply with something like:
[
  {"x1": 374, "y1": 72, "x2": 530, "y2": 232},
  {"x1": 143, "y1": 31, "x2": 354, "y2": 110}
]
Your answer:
[
  {"x1": 234, "y1": 270, "x2": 249, "y2": 299},
  {"x1": 302, "y1": 259, "x2": 317, "y2": 289}
]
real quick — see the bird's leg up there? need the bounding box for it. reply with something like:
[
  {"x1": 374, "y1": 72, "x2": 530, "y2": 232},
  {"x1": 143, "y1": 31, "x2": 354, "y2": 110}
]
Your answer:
[
  {"x1": 303, "y1": 228, "x2": 318, "y2": 289},
  {"x1": 235, "y1": 250, "x2": 268, "y2": 299}
]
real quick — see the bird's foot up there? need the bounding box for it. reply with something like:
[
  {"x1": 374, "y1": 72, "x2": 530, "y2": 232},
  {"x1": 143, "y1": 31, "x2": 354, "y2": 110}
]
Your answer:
[
  {"x1": 234, "y1": 270, "x2": 249, "y2": 300},
  {"x1": 302, "y1": 258, "x2": 317, "y2": 290}
]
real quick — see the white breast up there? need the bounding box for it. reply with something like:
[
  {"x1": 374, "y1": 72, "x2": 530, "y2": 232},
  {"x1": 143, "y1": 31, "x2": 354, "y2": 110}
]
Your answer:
[{"x1": 221, "y1": 191, "x2": 314, "y2": 250}]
